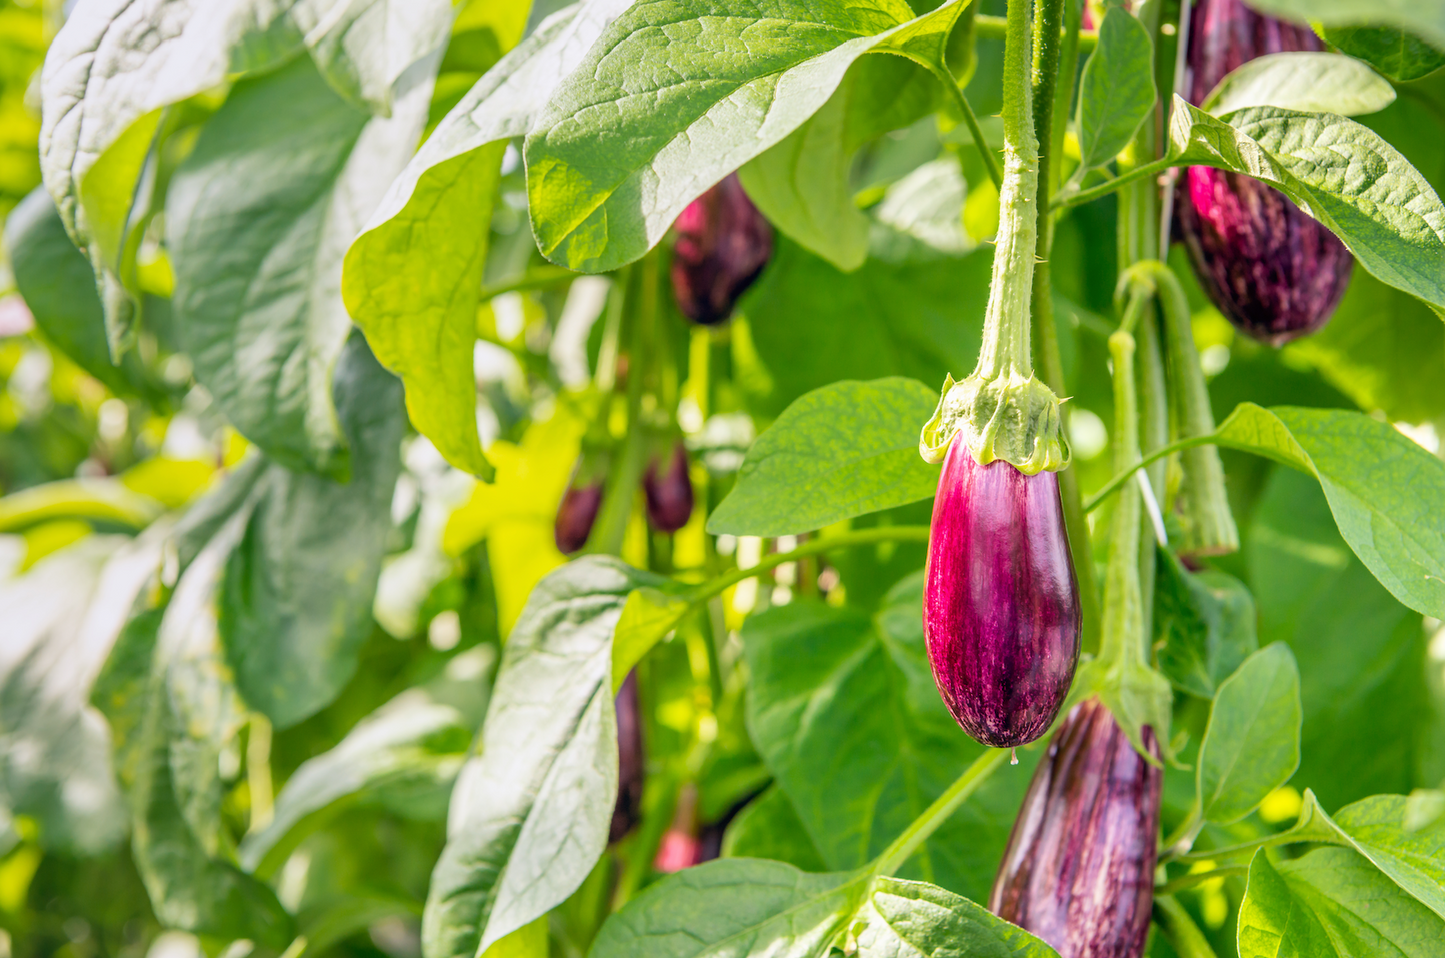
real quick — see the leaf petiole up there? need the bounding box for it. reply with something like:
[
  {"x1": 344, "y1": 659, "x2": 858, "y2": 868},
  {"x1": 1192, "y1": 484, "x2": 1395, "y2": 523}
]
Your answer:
[
  {"x1": 1053, "y1": 154, "x2": 1175, "y2": 209},
  {"x1": 873, "y1": 747, "x2": 1012, "y2": 876}
]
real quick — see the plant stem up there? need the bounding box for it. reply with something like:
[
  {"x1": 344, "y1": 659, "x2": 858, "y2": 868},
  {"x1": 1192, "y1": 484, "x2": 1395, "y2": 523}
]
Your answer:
[
  {"x1": 1101, "y1": 331, "x2": 1144, "y2": 669},
  {"x1": 976, "y1": 13, "x2": 1097, "y2": 51},
  {"x1": 943, "y1": 78, "x2": 1003, "y2": 190},
  {"x1": 1083, "y1": 434, "x2": 1216, "y2": 512},
  {"x1": 1153, "y1": 895, "x2": 1221, "y2": 958},
  {"x1": 874, "y1": 748, "x2": 1011, "y2": 875},
  {"x1": 480, "y1": 265, "x2": 577, "y2": 301},
  {"x1": 690, "y1": 526, "x2": 931, "y2": 604},
  {"x1": 973, "y1": 0, "x2": 1039, "y2": 381},
  {"x1": 1156, "y1": 865, "x2": 1249, "y2": 896},
  {"x1": 1050, "y1": 0, "x2": 1082, "y2": 198},
  {"x1": 1053, "y1": 155, "x2": 1174, "y2": 209}
]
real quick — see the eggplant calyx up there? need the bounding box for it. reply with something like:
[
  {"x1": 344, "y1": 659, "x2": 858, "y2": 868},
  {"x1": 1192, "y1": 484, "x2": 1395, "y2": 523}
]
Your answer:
[{"x1": 919, "y1": 371, "x2": 1070, "y2": 474}]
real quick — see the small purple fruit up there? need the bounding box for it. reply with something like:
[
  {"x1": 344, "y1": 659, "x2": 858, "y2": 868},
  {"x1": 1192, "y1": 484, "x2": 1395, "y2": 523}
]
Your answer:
[
  {"x1": 989, "y1": 698, "x2": 1162, "y2": 958},
  {"x1": 1176, "y1": 0, "x2": 1352, "y2": 346},
  {"x1": 643, "y1": 442, "x2": 694, "y2": 534},
  {"x1": 555, "y1": 480, "x2": 603, "y2": 554},
  {"x1": 670, "y1": 173, "x2": 773, "y2": 326},
  {"x1": 923, "y1": 438, "x2": 1080, "y2": 748},
  {"x1": 611, "y1": 670, "x2": 644, "y2": 842}
]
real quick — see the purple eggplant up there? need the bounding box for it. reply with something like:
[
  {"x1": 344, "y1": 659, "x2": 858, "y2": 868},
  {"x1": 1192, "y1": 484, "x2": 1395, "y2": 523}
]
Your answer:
[
  {"x1": 923, "y1": 438, "x2": 1081, "y2": 748},
  {"x1": 1175, "y1": 0, "x2": 1352, "y2": 346},
  {"x1": 670, "y1": 173, "x2": 773, "y2": 326},
  {"x1": 555, "y1": 480, "x2": 603, "y2": 554},
  {"x1": 643, "y1": 441, "x2": 694, "y2": 534},
  {"x1": 989, "y1": 698, "x2": 1162, "y2": 958},
  {"x1": 611, "y1": 670, "x2": 645, "y2": 842}
]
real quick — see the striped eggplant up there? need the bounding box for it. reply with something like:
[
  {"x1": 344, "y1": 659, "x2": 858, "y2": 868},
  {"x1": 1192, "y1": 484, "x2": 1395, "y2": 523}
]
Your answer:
[
  {"x1": 643, "y1": 441, "x2": 694, "y2": 533},
  {"x1": 670, "y1": 173, "x2": 773, "y2": 326},
  {"x1": 1175, "y1": 0, "x2": 1353, "y2": 346},
  {"x1": 555, "y1": 477, "x2": 603, "y2": 555},
  {"x1": 611, "y1": 670, "x2": 645, "y2": 842},
  {"x1": 923, "y1": 437, "x2": 1081, "y2": 748},
  {"x1": 990, "y1": 698, "x2": 1163, "y2": 958}
]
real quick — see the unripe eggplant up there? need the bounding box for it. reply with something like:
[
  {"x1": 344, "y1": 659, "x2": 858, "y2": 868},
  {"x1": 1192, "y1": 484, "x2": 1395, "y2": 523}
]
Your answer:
[
  {"x1": 989, "y1": 698, "x2": 1162, "y2": 958},
  {"x1": 643, "y1": 441, "x2": 694, "y2": 533},
  {"x1": 923, "y1": 438, "x2": 1081, "y2": 748},
  {"x1": 670, "y1": 173, "x2": 773, "y2": 326},
  {"x1": 1175, "y1": 0, "x2": 1352, "y2": 346},
  {"x1": 555, "y1": 480, "x2": 603, "y2": 554},
  {"x1": 611, "y1": 670, "x2": 645, "y2": 843}
]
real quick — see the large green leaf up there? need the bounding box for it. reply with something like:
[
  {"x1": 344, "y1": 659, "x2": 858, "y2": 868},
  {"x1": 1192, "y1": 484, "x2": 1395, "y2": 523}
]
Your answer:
[
  {"x1": 1244, "y1": 1, "x2": 1445, "y2": 52},
  {"x1": 1195, "y1": 644, "x2": 1302, "y2": 825},
  {"x1": 341, "y1": 0, "x2": 637, "y2": 478},
  {"x1": 1211, "y1": 403, "x2": 1445, "y2": 620},
  {"x1": 1322, "y1": 25, "x2": 1445, "y2": 82},
  {"x1": 238, "y1": 645, "x2": 496, "y2": 877},
  {"x1": 1153, "y1": 549, "x2": 1258, "y2": 700},
  {"x1": 167, "y1": 55, "x2": 427, "y2": 476},
  {"x1": 721, "y1": 786, "x2": 829, "y2": 872},
  {"x1": 218, "y1": 333, "x2": 406, "y2": 729},
  {"x1": 857, "y1": 878, "x2": 1061, "y2": 958},
  {"x1": 707, "y1": 378, "x2": 939, "y2": 537},
  {"x1": 741, "y1": 238, "x2": 992, "y2": 416},
  {"x1": 423, "y1": 557, "x2": 667, "y2": 958},
  {"x1": 1238, "y1": 847, "x2": 1445, "y2": 958},
  {"x1": 524, "y1": 0, "x2": 971, "y2": 272},
  {"x1": 1201, "y1": 52, "x2": 1395, "y2": 117},
  {"x1": 1245, "y1": 468, "x2": 1425, "y2": 808},
  {"x1": 1074, "y1": 6, "x2": 1155, "y2": 171},
  {"x1": 742, "y1": 575, "x2": 1034, "y2": 901},
  {"x1": 1165, "y1": 98, "x2": 1445, "y2": 315}
]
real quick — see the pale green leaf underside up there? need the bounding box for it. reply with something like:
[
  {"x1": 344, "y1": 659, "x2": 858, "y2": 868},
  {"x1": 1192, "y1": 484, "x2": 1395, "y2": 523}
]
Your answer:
[{"x1": 1203, "y1": 52, "x2": 1396, "y2": 117}]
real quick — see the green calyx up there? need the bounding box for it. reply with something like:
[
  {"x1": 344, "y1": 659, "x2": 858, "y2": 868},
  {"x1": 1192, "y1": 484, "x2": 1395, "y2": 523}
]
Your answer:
[{"x1": 919, "y1": 371, "x2": 1070, "y2": 474}]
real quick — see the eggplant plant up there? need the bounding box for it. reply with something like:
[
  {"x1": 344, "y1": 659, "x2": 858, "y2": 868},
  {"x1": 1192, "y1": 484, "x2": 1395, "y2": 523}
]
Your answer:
[{"x1": 1, "y1": 1, "x2": 1444, "y2": 958}]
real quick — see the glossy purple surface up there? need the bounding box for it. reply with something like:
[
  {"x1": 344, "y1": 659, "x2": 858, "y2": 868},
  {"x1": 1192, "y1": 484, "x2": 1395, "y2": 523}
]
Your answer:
[
  {"x1": 670, "y1": 173, "x2": 773, "y2": 326},
  {"x1": 554, "y1": 482, "x2": 603, "y2": 554},
  {"x1": 989, "y1": 698, "x2": 1163, "y2": 958},
  {"x1": 923, "y1": 440, "x2": 1080, "y2": 747},
  {"x1": 1176, "y1": 0, "x2": 1352, "y2": 346},
  {"x1": 611, "y1": 670, "x2": 644, "y2": 843},
  {"x1": 643, "y1": 442, "x2": 694, "y2": 533}
]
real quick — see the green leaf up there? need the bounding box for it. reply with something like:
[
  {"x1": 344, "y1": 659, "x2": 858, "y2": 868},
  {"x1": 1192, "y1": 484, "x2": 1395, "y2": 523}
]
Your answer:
[
  {"x1": 1201, "y1": 52, "x2": 1396, "y2": 117},
  {"x1": 341, "y1": 0, "x2": 636, "y2": 478},
  {"x1": 1166, "y1": 98, "x2": 1445, "y2": 315},
  {"x1": 423, "y1": 556, "x2": 667, "y2": 958},
  {"x1": 1196, "y1": 643, "x2": 1302, "y2": 825},
  {"x1": 0, "y1": 478, "x2": 163, "y2": 533},
  {"x1": 742, "y1": 575, "x2": 1035, "y2": 900},
  {"x1": 868, "y1": 156, "x2": 975, "y2": 263},
  {"x1": 237, "y1": 644, "x2": 496, "y2": 877},
  {"x1": 707, "y1": 378, "x2": 940, "y2": 537},
  {"x1": 1244, "y1": 1, "x2": 1445, "y2": 53},
  {"x1": 1246, "y1": 467, "x2": 1425, "y2": 808},
  {"x1": 1153, "y1": 549, "x2": 1258, "y2": 699},
  {"x1": 218, "y1": 333, "x2": 406, "y2": 729},
  {"x1": 588, "y1": 859, "x2": 869, "y2": 958},
  {"x1": 857, "y1": 877, "x2": 1062, "y2": 958},
  {"x1": 611, "y1": 587, "x2": 693, "y2": 693},
  {"x1": 721, "y1": 786, "x2": 829, "y2": 872},
  {"x1": 524, "y1": 0, "x2": 971, "y2": 273},
  {"x1": 3, "y1": 186, "x2": 162, "y2": 401},
  {"x1": 741, "y1": 238, "x2": 992, "y2": 417},
  {"x1": 1075, "y1": 6, "x2": 1156, "y2": 171},
  {"x1": 167, "y1": 55, "x2": 427, "y2": 476},
  {"x1": 1239, "y1": 847, "x2": 1445, "y2": 958},
  {"x1": 1322, "y1": 25, "x2": 1445, "y2": 82},
  {"x1": 1212, "y1": 403, "x2": 1445, "y2": 620}
]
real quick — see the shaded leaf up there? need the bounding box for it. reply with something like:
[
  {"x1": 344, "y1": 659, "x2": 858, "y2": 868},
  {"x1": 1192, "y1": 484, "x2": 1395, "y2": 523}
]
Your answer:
[
  {"x1": 721, "y1": 786, "x2": 829, "y2": 872},
  {"x1": 1075, "y1": 6, "x2": 1156, "y2": 170},
  {"x1": 1322, "y1": 25, "x2": 1445, "y2": 82},
  {"x1": 1244, "y1": 2, "x2": 1445, "y2": 53},
  {"x1": 1153, "y1": 549, "x2": 1258, "y2": 699}
]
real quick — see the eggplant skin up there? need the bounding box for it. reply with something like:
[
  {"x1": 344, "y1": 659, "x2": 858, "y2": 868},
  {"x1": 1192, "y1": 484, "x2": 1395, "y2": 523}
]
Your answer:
[
  {"x1": 611, "y1": 670, "x2": 645, "y2": 843},
  {"x1": 923, "y1": 439, "x2": 1081, "y2": 748},
  {"x1": 554, "y1": 481, "x2": 604, "y2": 554},
  {"x1": 990, "y1": 698, "x2": 1163, "y2": 958},
  {"x1": 643, "y1": 442, "x2": 694, "y2": 534},
  {"x1": 670, "y1": 173, "x2": 773, "y2": 326},
  {"x1": 1176, "y1": 0, "x2": 1353, "y2": 346}
]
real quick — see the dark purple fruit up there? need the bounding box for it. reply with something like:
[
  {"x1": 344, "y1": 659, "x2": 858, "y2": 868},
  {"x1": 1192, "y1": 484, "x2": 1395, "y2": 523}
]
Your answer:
[
  {"x1": 643, "y1": 442, "x2": 694, "y2": 534},
  {"x1": 990, "y1": 698, "x2": 1163, "y2": 958},
  {"x1": 923, "y1": 438, "x2": 1081, "y2": 748},
  {"x1": 670, "y1": 173, "x2": 773, "y2": 326},
  {"x1": 611, "y1": 670, "x2": 644, "y2": 843},
  {"x1": 555, "y1": 480, "x2": 603, "y2": 554},
  {"x1": 1176, "y1": 0, "x2": 1352, "y2": 346}
]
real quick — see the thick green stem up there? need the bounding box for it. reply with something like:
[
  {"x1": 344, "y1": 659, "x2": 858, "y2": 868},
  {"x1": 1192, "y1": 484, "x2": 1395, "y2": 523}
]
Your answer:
[
  {"x1": 973, "y1": 0, "x2": 1039, "y2": 382},
  {"x1": 874, "y1": 748, "x2": 1011, "y2": 875},
  {"x1": 1101, "y1": 331, "x2": 1144, "y2": 670},
  {"x1": 977, "y1": 13, "x2": 1097, "y2": 51}
]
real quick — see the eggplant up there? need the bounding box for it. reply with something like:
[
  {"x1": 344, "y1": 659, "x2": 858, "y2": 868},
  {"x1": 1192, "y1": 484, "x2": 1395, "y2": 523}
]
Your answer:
[
  {"x1": 923, "y1": 437, "x2": 1081, "y2": 748},
  {"x1": 554, "y1": 479, "x2": 604, "y2": 554},
  {"x1": 1175, "y1": 0, "x2": 1352, "y2": 346},
  {"x1": 989, "y1": 698, "x2": 1163, "y2": 958},
  {"x1": 611, "y1": 670, "x2": 645, "y2": 842},
  {"x1": 670, "y1": 173, "x2": 773, "y2": 326},
  {"x1": 643, "y1": 441, "x2": 694, "y2": 533}
]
